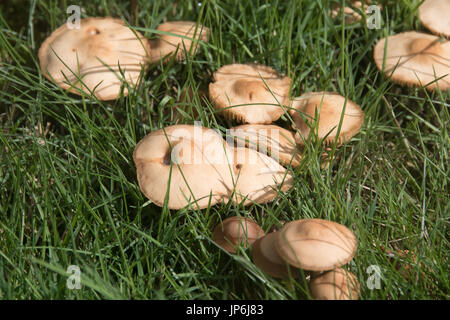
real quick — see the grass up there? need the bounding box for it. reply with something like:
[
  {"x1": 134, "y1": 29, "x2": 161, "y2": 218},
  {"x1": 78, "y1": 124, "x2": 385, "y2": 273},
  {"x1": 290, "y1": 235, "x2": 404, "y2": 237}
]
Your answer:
[{"x1": 0, "y1": 0, "x2": 448, "y2": 299}]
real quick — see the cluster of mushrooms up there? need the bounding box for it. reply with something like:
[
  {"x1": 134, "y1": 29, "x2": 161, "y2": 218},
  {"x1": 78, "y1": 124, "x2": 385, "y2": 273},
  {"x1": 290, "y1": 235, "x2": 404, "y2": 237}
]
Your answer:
[
  {"x1": 133, "y1": 64, "x2": 364, "y2": 209},
  {"x1": 132, "y1": 73, "x2": 365, "y2": 209},
  {"x1": 132, "y1": 124, "x2": 294, "y2": 209},
  {"x1": 330, "y1": 0, "x2": 449, "y2": 90},
  {"x1": 133, "y1": 63, "x2": 365, "y2": 209},
  {"x1": 373, "y1": 0, "x2": 449, "y2": 90},
  {"x1": 37, "y1": 12, "x2": 366, "y2": 300},
  {"x1": 38, "y1": 14, "x2": 365, "y2": 210},
  {"x1": 35, "y1": 1, "x2": 446, "y2": 299},
  {"x1": 213, "y1": 216, "x2": 360, "y2": 300},
  {"x1": 38, "y1": 18, "x2": 209, "y2": 100}
]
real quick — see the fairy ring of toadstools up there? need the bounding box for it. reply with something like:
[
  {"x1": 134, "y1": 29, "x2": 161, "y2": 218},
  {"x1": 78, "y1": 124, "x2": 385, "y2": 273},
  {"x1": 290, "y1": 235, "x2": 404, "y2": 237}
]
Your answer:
[{"x1": 37, "y1": 1, "x2": 450, "y2": 300}]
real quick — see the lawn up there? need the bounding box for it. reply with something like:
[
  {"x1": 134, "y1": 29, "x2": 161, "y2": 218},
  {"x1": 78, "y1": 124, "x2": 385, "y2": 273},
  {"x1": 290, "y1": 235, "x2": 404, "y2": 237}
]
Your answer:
[{"x1": 0, "y1": 0, "x2": 448, "y2": 299}]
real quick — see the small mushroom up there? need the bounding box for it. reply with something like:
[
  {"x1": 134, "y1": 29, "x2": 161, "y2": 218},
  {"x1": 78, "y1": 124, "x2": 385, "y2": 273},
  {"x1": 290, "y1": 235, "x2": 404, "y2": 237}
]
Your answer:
[
  {"x1": 275, "y1": 219, "x2": 357, "y2": 271},
  {"x1": 331, "y1": 0, "x2": 380, "y2": 24},
  {"x1": 373, "y1": 31, "x2": 450, "y2": 90},
  {"x1": 228, "y1": 124, "x2": 302, "y2": 167},
  {"x1": 38, "y1": 17, "x2": 150, "y2": 100},
  {"x1": 209, "y1": 64, "x2": 291, "y2": 124},
  {"x1": 382, "y1": 247, "x2": 421, "y2": 281},
  {"x1": 290, "y1": 92, "x2": 364, "y2": 145},
  {"x1": 419, "y1": 0, "x2": 450, "y2": 38},
  {"x1": 251, "y1": 232, "x2": 298, "y2": 279},
  {"x1": 309, "y1": 268, "x2": 360, "y2": 300},
  {"x1": 149, "y1": 21, "x2": 209, "y2": 63},
  {"x1": 133, "y1": 124, "x2": 234, "y2": 209},
  {"x1": 213, "y1": 216, "x2": 265, "y2": 253},
  {"x1": 231, "y1": 146, "x2": 294, "y2": 206}
]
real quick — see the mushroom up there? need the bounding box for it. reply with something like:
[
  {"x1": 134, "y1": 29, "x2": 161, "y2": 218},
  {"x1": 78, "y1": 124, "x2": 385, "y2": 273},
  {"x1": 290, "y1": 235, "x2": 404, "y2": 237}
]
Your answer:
[
  {"x1": 230, "y1": 146, "x2": 293, "y2": 206},
  {"x1": 331, "y1": 0, "x2": 380, "y2": 24},
  {"x1": 309, "y1": 268, "x2": 360, "y2": 300},
  {"x1": 251, "y1": 232, "x2": 299, "y2": 279},
  {"x1": 133, "y1": 124, "x2": 235, "y2": 209},
  {"x1": 213, "y1": 216, "x2": 265, "y2": 253},
  {"x1": 373, "y1": 31, "x2": 450, "y2": 90},
  {"x1": 149, "y1": 21, "x2": 209, "y2": 63},
  {"x1": 38, "y1": 17, "x2": 150, "y2": 100},
  {"x1": 290, "y1": 92, "x2": 364, "y2": 146},
  {"x1": 419, "y1": 0, "x2": 450, "y2": 38},
  {"x1": 274, "y1": 219, "x2": 357, "y2": 271},
  {"x1": 212, "y1": 63, "x2": 282, "y2": 82},
  {"x1": 382, "y1": 247, "x2": 421, "y2": 281},
  {"x1": 209, "y1": 64, "x2": 291, "y2": 124},
  {"x1": 228, "y1": 124, "x2": 302, "y2": 167}
]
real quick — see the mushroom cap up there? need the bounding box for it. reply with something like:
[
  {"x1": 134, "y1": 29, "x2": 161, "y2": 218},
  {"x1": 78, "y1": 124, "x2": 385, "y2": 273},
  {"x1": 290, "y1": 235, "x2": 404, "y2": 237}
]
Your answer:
[
  {"x1": 149, "y1": 21, "x2": 209, "y2": 63},
  {"x1": 229, "y1": 124, "x2": 302, "y2": 167},
  {"x1": 133, "y1": 125, "x2": 235, "y2": 210},
  {"x1": 252, "y1": 232, "x2": 299, "y2": 279},
  {"x1": 213, "y1": 216, "x2": 265, "y2": 253},
  {"x1": 419, "y1": 0, "x2": 450, "y2": 38},
  {"x1": 38, "y1": 17, "x2": 150, "y2": 100},
  {"x1": 309, "y1": 268, "x2": 360, "y2": 300},
  {"x1": 373, "y1": 31, "x2": 450, "y2": 90},
  {"x1": 331, "y1": 0, "x2": 380, "y2": 24},
  {"x1": 230, "y1": 147, "x2": 293, "y2": 206},
  {"x1": 213, "y1": 63, "x2": 282, "y2": 82},
  {"x1": 275, "y1": 219, "x2": 357, "y2": 271},
  {"x1": 209, "y1": 64, "x2": 291, "y2": 124},
  {"x1": 290, "y1": 92, "x2": 364, "y2": 145}
]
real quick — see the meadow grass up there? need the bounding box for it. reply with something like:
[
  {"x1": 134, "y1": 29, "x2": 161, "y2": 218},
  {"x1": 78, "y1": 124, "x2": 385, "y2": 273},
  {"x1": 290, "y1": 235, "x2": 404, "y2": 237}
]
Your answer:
[{"x1": 0, "y1": 0, "x2": 448, "y2": 299}]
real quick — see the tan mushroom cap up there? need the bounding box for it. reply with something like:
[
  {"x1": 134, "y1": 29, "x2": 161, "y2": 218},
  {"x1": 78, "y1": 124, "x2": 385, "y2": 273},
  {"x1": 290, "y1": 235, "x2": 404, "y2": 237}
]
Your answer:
[
  {"x1": 373, "y1": 31, "x2": 450, "y2": 90},
  {"x1": 229, "y1": 124, "x2": 302, "y2": 168},
  {"x1": 309, "y1": 268, "x2": 360, "y2": 300},
  {"x1": 275, "y1": 219, "x2": 357, "y2": 271},
  {"x1": 213, "y1": 63, "x2": 281, "y2": 82},
  {"x1": 149, "y1": 21, "x2": 209, "y2": 63},
  {"x1": 331, "y1": 0, "x2": 379, "y2": 24},
  {"x1": 133, "y1": 125, "x2": 235, "y2": 210},
  {"x1": 209, "y1": 64, "x2": 291, "y2": 124},
  {"x1": 38, "y1": 17, "x2": 150, "y2": 100},
  {"x1": 419, "y1": 0, "x2": 450, "y2": 38},
  {"x1": 213, "y1": 216, "x2": 265, "y2": 253},
  {"x1": 290, "y1": 92, "x2": 364, "y2": 145},
  {"x1": 231, "y1": 147, "x2": 293, "y2": 206},
  {"x1": 252, "y1": 232, "x2": 299, "y2": 279}
]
